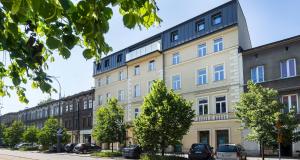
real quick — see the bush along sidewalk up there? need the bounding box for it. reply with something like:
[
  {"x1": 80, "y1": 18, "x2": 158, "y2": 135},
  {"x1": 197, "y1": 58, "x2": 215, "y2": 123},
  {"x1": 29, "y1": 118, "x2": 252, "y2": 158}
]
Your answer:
[
  {"x1": 91, "y1": 150, "x2": 122, "y2": 158},
  {"x1": 141, "y1": 154, "x2": 188, "y2": 160}
]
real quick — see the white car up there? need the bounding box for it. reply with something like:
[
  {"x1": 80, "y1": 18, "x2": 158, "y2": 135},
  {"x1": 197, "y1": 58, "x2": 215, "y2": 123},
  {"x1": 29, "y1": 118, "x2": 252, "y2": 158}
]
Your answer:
[{"x1": 216, "y1": 144, "x2": 247, "y2": 160}]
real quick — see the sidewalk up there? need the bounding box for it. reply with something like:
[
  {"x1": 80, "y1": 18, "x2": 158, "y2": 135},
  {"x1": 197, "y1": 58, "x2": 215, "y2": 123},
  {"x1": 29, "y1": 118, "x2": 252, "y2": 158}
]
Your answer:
[{"x1": 248, "y1": 157, "x2": 300, "y2": 160}]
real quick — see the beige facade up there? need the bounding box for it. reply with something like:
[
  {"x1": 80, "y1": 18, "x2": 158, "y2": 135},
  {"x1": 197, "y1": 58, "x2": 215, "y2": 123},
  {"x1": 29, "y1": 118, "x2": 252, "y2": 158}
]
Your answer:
[{"x1": 93, "y1": 26, "x2": 244, "y2": 151}]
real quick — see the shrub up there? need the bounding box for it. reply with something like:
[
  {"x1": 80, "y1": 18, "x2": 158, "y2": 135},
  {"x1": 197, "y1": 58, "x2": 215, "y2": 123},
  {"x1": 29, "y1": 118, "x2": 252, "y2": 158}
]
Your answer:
[
  {"x1": 141, "y1": 154, "x2": 188, "y2": 160},
  {"x1": 91, "y1": 151, "x2": 122, "y2": 157},
  {"x1": 19, "y1": 146, "x2": 39, "y2": 151}
]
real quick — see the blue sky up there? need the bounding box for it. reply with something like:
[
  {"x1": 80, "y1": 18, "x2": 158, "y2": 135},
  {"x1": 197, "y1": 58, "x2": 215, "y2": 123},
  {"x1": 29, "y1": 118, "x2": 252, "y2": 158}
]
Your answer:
[{"x1": 2, "y1": 0, "x2": 300, "y2": 114}]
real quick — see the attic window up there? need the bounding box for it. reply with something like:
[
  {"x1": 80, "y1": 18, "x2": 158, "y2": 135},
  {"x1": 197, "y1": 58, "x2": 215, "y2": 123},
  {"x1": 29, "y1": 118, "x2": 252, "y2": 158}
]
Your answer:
[
  {"x1": 117, "y1": 54, "x2": 122, "y2": 63},
  {"x1": 212, "y1": 12, "x2": 222, "y2": 25},
  {"x1": 170, "y1": 30, "x2": 179, "y2": 42},
  {"x1": 196, "y1": 19, "x2": 205, "y2": 32},
  {"x1": 104, "y1": 59, "x2": 110, "y2": 67}
]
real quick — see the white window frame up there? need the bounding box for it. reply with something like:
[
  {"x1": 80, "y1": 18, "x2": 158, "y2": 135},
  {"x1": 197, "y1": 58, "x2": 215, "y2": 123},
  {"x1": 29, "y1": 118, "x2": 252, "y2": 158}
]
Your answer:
[
  {"x1": 198, "y1": 43, "x2": 207, "y2": 57},
  {"x1": 213, "y1": 38, "x2": 223, "y2": 52},
  {"x1": 83, "y1": 100, "x2": 88, "y2": 110},
  {"x1": 134, "y1": 84, "x2": 141, "y2": 97},
  {"x1": 134, "y1": 65, "x2": 140, "y2": 75},
  {"x1": 280, "y1": 58, "x2": 296, "y2": 78},
  {"x1": 98, "y1": 95, "x2": 103, "y2": 105},
  {"x1": 251, "y1": 65, "x2": 265, "y2": 83},
  {"x1": 172, "y1": 53, "x2": 180, "y2": 65},
  {"x1": 69, "y1": 104, "x2": 73, "y2": 111},
  {"x1": 106, "y1": 93, "x2": 111, "y2": 101},
  {"x1": 118, "y1": 90, "x2": 125, "y2": 101},
  {"x1": 134, "y1": 108, "x2": 139, "y2": 118},
  {"x1": 198, "y1": 97, "x2": 209, "y2": 115},
  {"x1": 148, "y1": 80, "x2": 154, "y2": 93},
  {"x1": 148, "y1": 60, "x2": 155, "y2": 71},
  {"x1": 213, "y1": 64, "x2": 225, "y2": 81},
  {"x1": 106, "y1": 75, "x2": 111, "y2": 84},
  {"x1": 197, "y1": 68, "x2": 208, "y2": 85},
  {"x1": 88, "y1": 99, "x2": 93, "y2": 108},
  {"x1": 282, "y1": 94, "x2": 299, "y2": 113},
  {"x1": 172, "y1": 74, "x2": 181, "y2": 90},
  {"x1": 97, "y1": 78, "x2": 102, "y2": 87},
  {"x1": 119, "y1": 71, "x2": 125, "y2": 81},
  {"x1": 215, "y1": 95, "x2": 227, "y2": 114}
]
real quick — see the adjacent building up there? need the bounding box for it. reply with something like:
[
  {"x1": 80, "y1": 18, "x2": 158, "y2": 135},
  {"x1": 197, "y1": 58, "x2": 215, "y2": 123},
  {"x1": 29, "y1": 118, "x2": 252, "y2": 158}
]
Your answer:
[
  {"x1": 93, "y1": 0, "x2": 251, "y2": 151},
  {"x1": 242, "y1": 35, "x2": 300, "y2": 157}
]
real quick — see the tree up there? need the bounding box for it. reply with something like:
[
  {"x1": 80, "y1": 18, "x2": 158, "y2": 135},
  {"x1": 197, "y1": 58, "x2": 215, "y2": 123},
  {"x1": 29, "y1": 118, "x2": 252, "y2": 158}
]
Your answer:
[
  {"x1": 38, "y1": 118, "x2": 70, "y2": 149},
  {"x1": 134, "y1": 80, "x2": 195, "y2": 156},
  {"x1": 3, "y1": 121, "x2": 24, "y2": 147},
  {"x1": 0, "y1": 124, "x2": 6, "y2": 145},
  {"x1": 23, "y1": 126, "x2": 39, "y2": 145},
  {"x1": 235, "y1": 81, "x2": 300, "y2": 159},
  {"x1": 92, "y1": 98, "x2": 126, "y2": 152},
  {"x1": 0, "y1": 0, "x2": 161, "y2": 103}
]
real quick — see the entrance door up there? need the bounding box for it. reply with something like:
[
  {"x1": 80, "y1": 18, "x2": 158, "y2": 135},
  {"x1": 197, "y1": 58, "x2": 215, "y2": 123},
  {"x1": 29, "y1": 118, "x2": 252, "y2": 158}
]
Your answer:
[
  {"x1": 216, "y1": 130, "x2": 229, "y2": 147},
  {"x1": 199, "y1": 131, "x2": 210, "y2": 145}
]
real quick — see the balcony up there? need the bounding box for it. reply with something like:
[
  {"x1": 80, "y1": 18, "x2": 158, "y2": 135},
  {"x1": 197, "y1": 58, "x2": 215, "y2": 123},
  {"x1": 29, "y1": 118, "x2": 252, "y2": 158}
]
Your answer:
[
  {"x1": 126, "y1": 40, "x2": 161, "y2": 62},
  {"x1": 194, "y1": 112, "x2": 236, "y2": 122}
]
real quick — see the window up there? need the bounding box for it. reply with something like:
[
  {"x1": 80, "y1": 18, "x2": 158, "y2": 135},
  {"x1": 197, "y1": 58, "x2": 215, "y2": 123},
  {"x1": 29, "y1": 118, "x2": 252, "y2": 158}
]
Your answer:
[
  {"x1": 88, "y1": 117, "x2": 92, "y2": 127},
  {"x1": 212, "y1": 13, "x2": 222, "y2": 25},
  {"x1": 117, "y1": 54, "x2": 122, "y2": 63},
  {"x1": 134, "y1": 84, "x2": 141, "y2": 97},
  {"x1": 216, "y1": 96, "x2": 226, "y2": 114},
  {"x1": 104, "y1": 59, "x2": 110, "y2": 67},
  {"x1": 282, "y1": 94, "x2": 298, "y2": 113},
  {"x1": 172, "y1": 53, "x2": 180, "y2": 65},
  {"x1": 119, "y1": 71, "x2": 125, "y2": 81},
  {"x1": 82, "y1": 118, "x2": 86, "y2": 128},
  {"x1": 106, "y1": 93, "x2": 111, "y2": 100},
  {"x1": 69, "y1": 104, "x2": 73, "y2": 111},
  {"x1": 106, "y1": 76, "x2": 111, "y2": 84},
  {"x1": 214, "y1": 38, "x2": 223, "y2": 52},
  {"x1": 88, "y1": 99, "x2": 93, "y2": 109},
  {"x1": 281, "y1": 58, "x2": 296, "y2": 78},
  {"x1": 199, "y1": 131, "x2": 210, "y2": 145},
  {"x1": 216, "y1": 130, "x2": 229, "y2": 147},
  {"x1": 199, "y1": 98, "x2": 208, "y2": 115},
  {"x1": 134, "y1": 65, "x2": 140, "y2": 75},
  {"x1": 172, "y1": 75, "x2": 181, "y2": 90},
  {"x1": 83, "y1": 100, "x2": 88, "y2": 110},
  {"x1": 197, "y1": 68, "x2": 207, "y2": 85},
  {"x1": 65, "y1": 105, "x2": 69, "y2": 112},
  {"x1": 98, "y1": 95, "x2": 103, "y2": 105},
  {"x1": 134, "y1": 108, "x2": 139, "y2": 118},
  {"x1": 170, "y1": 30, "x2": 179, "y2": 42},
  {"x1": 251, "y1": 65, "x2": 264, "y2": 83},
  {"x1": 214, "y1": 64, "x2": 224, "y2": 81},
  {"x1": 148, "y1": 80, "x2": 154, "y2": 93},
  {"x1": 198, "y1": 44, "x2": 207, "y2": 57},
  {"x1": 196, "y1": 19, "x2": 205, "y2": 32},
  {"x1": 97, "y1": 78, "x2": 102, "y2": 87},
  {"x1": 148, "y1": 60, "x2": 155, "y2": 71},
  {"x1": 118, "y1": 90, "x2": 125, "y2": 101}
]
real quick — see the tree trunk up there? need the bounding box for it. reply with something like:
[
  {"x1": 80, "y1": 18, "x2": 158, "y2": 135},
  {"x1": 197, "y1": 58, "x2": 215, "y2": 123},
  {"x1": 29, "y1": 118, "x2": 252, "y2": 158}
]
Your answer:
[
  {"x1": 161, "y1": 147, "x2": 165, "y2": 156},
  {"x1": 261, "y1": 142, "x2": 265, "y2": 160},
  {"x1": 111, "y1": 142, "x2": 114, "y2": 152}
]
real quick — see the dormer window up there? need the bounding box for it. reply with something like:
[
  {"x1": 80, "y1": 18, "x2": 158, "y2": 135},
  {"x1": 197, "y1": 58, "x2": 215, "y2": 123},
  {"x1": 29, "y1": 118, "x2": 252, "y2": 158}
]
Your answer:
[
  {"x1": 196, "y1": 19, "x2": 205, "y2": 32},
  {"x1": 117, "y1": 54, "x2": 122, "y2": 63},
  {"x1": 104, "y1": 59, "x2": 110, "y2": 67},
  {"x1": 212, "y1": 12, "x2": 222, "y2": 25},
  {"x1": 170, "y1": 30, "x2": 179, "y2": 42}
]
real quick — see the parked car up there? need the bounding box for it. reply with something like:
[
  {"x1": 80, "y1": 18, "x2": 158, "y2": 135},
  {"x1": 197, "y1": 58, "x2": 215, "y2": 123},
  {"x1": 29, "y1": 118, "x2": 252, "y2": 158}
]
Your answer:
[
  {"x1": 122, "y1": 145, "x2": 142, "y2": 159},
  {"x1": 216, "y1": 144, "x2": 247, "y2": 160},
  {"x1": 15, "y1": 143, "x2": 35, "y2": 149},
  {"x1": 188, "y1": 143, "x2": 214, "y2": 160},
  {"x1": 49, "y1": 144, "x2": 66, "y2": 152},
  {"x1": 64, "y1": 143, "x2": 77, "y2": 153},
  {"x1": 73, "y1": 143, "x2": 101, "y2": 154}
]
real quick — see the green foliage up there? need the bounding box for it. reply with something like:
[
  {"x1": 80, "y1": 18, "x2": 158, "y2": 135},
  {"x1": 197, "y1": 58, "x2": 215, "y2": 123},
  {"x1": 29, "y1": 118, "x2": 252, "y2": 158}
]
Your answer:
[
  {"x1": 3, "y1": 121, "x2": 24, "y2": 147},
  {"x1": 134, "y1": 80, "x2": 195, "y2": 155},
  {"x1": 22, "y1": 126, "x2": 38, "y2": 145},
  {"x1": 141, "y1": 154, "x2": 188, "y2": 160},
  {"x1": 0, "y1": 124, "x2": 5, "y2": 142},
  {"x1": 235, "y1": 81, "x2": 300, "y2": 150},
  {"x1": 92, "y1": 98, "x2": 126, "y2": 152},
  {"x1": 37, "y1": 118, "x2": 70, "y2": 149},
  {"x1": 0, "y1": 0, "x2": 161, "y2": 103},
  {"x1": 91, "y1": 150, "x2": 122, "y2": 157},
  {"x1": 18, "y1": 146, "x2": 39, "y2": 151}
]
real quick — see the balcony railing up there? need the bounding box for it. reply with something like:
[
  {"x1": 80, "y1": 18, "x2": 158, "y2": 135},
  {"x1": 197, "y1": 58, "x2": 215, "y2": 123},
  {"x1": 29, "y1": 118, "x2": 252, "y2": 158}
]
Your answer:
[
  {"x1": 126, "y1": 40, "x2": 161, "y2": 62},
  {"x1": 194, "y1": 112, "x2": 236, "y2": 122}
]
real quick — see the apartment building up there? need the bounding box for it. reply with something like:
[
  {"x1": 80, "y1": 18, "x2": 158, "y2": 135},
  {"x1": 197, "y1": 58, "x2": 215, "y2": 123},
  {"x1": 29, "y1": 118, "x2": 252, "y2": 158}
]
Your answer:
[
  {"x1": 242, "y1": 35, "x2": 300, "y2": 157},
  {"x1": 0, "y1": 89, "x2": 94, "y2": 144},
  {"x1": 93, "y1": 0, "x2": 251, "y2": 151}
]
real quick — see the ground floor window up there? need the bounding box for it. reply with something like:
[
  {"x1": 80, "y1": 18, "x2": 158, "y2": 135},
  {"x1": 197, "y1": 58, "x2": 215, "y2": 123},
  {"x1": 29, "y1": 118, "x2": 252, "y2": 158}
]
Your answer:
[
  {"x1": 199, "y1": 131, "x2": 210, "y2": 145},
  {"x1": 216, "y1": 130, "x2": 229, "y2": 147},
  {"x1": 282, "y1": 94, "x2": 298, "y2": 113},
  {"x1": 83, "y1": 134, "x2": 91, "y2": 144}
]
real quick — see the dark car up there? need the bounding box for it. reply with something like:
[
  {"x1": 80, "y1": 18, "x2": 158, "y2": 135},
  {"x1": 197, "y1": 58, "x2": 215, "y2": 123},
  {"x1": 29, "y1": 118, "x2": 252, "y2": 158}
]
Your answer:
[
  {"x1": 73, "y1": 143, "x2": 101, "y2": 154},
  {"x1": 122, "y1": 145, "x2": 142, "y2": 159},
  {"x1": 216, "y1": 144, "x2": 247, "y2": 160},
  {"x1": 64, "y1": 143, "x2": 77, "y2": 153},
  {"x1": 188, "y1": 143, "x2": 214, "y2": 160},
  {"x1": 49, "y1": 144, "x2": 66, "y2": 152}
]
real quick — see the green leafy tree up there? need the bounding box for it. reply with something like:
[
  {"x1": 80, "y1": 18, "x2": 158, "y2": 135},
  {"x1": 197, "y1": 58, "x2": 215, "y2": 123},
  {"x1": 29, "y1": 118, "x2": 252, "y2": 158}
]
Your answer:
[
  {"x1": 38, "y1": 118, "x2": 70, "y2": 149},
  {"x1": 23, "y1": 126, "x2": 39, "y2": 145},
  {"x1": 235, "y1": 81, "x2": 300, "y2": 159},
  {"x1": 92, "y1": 98, "x2": 126, "y2": 152},
  {"x1": 134, "y1": 80, "x2": 195, "y2": 156},
  {"x1": 0, "y1": 0, "x2": 161, "y2": 103},
  {"x1": 0, "y1": 124, "x2": 6, "y2": 145},
  {"x1": 3, "y1": 121, "x2": 24, "y2": 147}
]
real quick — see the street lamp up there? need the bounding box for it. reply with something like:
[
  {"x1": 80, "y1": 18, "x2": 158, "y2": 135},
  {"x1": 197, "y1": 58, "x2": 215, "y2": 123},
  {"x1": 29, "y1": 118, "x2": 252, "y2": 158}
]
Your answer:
[{"x1": 47, "y1": 76, "x2": 61, "y2": 100}]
